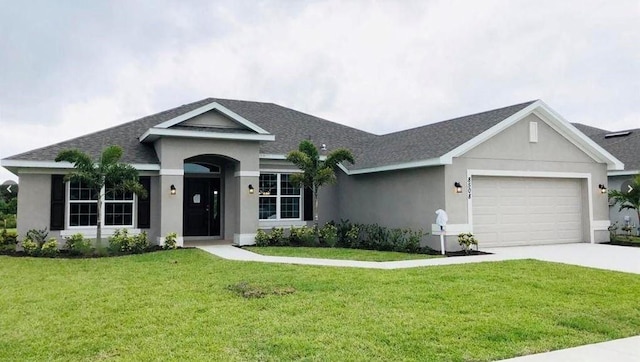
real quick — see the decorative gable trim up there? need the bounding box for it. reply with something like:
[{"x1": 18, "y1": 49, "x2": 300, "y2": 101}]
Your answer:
[
  {"x1": 153, "y1": 101, "x2": 270, "y2": 134},
  {"x1": 139, "y1": 128, "x2": 275, "y2": 143}
]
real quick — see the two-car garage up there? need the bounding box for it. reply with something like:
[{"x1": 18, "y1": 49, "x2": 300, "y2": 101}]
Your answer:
[{"x1": 471, "y1": 176, "x2": 585, "y2": 247}]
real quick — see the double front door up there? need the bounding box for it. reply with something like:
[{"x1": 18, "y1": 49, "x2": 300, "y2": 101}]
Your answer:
[{"x1": 183, "y1": 178, "x2": 221, "y2": 237}]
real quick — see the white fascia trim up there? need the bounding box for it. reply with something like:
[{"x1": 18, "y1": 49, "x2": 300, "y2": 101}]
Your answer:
[
  {"x1": 1, "y1": 159, "x2": 160, "y2": 171},
  {"x1": 608, "y1": 170, "x2": 640, "y2": 177},
  {"x1": 159, "y1": 168, "x2": 184, "y2": 176},
  {"x1": 259, "y1": 153, "x2": 287, "y2": 160},
  {"x1": 344, "y1": 157, "x2": 445, "y2": 175},
  {"x1": 259, "y1": 153, "x2": 327, "y2": 161},
  {"x1": 153, "y1": 101, "x2": 271, "y2": 134},
  {"x1": 140, "y1": 128, "x2": 275, "y2": 143},
  {"x1": 234, "y1": 171, "x2": 260, "y2": 177},
  {"x1": 260, "y1": 168, "x2": 303, "y2": 174}
]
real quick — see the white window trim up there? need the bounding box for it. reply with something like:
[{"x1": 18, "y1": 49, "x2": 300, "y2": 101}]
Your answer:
[
  {"x1": 258, "y1": 173, "x2": 302, "y2": 221},
  {"x1": 65, "y1": 181, "x2": 137, "y2": 230}
]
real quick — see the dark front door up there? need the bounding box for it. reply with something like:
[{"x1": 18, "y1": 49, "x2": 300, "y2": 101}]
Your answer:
[{"x1": 183, "y1": 178, "x2": 221, "y2": 237}]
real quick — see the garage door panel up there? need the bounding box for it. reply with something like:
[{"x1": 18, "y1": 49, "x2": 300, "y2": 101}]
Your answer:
[{"x1": 472, "y1": 177, "x2": 583, "y2": 247}]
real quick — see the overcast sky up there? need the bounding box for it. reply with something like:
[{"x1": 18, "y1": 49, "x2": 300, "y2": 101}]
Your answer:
[{"x1": 1, "y1": 0, "x2": 638, "y2": 182}]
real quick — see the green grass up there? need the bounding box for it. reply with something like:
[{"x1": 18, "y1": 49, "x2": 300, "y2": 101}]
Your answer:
[
  {"x1": 244, "y1": 246, "x2": 442, "y2": 261},
  {"x1": 1, "y1": 250, "x2": 640, "y2": 361}
]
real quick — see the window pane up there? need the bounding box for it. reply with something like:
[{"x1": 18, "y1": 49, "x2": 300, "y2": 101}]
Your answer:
[
  {"x1": 281, "y1": 197, "x2": 300, "y2": 219},
  {"x1": 70, "y1": 181, "x2": 97, "y2": 200},
  {"x1": 105, "y1": 203, "x2": 133, "y2": 226},
  {"x1": 69, "y1": 202, "x2": 97, "y2": 226},
  {"x1": 259, "y1": 174, "x2": 277, "y2": 196},
  {"x1": 281, "y1": 174, "x2": 300, "y2": 195},
  {"x1": 259, "y1": 197, "x2": 277, "y2": 220}
]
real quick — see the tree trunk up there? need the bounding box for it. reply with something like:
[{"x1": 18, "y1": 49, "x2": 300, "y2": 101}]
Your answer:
[{"x1": 96, "y1": 198, "x2": 102, "y2": 248}]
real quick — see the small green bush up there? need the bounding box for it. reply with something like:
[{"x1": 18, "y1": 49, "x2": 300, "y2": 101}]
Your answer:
[
  {"x1": 164, "y1": 232, "x2": 178, "y2": 249},
  {"x1": 40, "y1": 238, "x2": 59, "y2": 257},
  {"x1": 0, "y1": 229, "x2": 18, "y2": 253},
  {"x1": 64, "y1": 233, "x2": 92, "y2": 256},
  {"x1": 26, "y1": 228, "x2": 48, "y2": 248},
  {"x1": 458, "y1": 233, "x2": 478, "y2": 254},
  {"x1": 108, "y1": 229, "x2": 148, "y2": 254},
  {"x1": 255, "y1": 230, "x2": 271, "y2": 246},
  {"x1": 21, "y1": 238, "x2": 39, "y2": 256},
  {"x1": 319, "y1": 223, "x2": 338, "y2": 247},
  {"x1": 290, "y1": 225, "x2": 316, "y2": 246},
  {"x1": 130, "y1": 231, "x2": 149, "y2": 253}
]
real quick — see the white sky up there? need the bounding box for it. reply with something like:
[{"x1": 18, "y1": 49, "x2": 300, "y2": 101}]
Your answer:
[{"x1": 1, "y1": 0, "x2": 638, "y2": 182}]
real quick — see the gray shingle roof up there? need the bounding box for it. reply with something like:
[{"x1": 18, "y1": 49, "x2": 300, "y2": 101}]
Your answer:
[
  {"x1": 353, "y1": 101, "x2": 536, "y2": 169},
  {"x1": 4, "y1": 98, "x2": 556, "y2": 172},
  {"x1": 582, "y1": 128, "x2": 640, "y2": 171}
]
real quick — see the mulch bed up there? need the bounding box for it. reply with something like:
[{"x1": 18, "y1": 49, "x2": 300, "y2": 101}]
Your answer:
[{"x1": 445, "y1": 250, "x2": 492, "y2": 257}]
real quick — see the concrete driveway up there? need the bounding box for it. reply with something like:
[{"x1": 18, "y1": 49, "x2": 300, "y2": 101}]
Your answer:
[{"x1": 483, "y1": 243, "x2": 640, "y2": 274}]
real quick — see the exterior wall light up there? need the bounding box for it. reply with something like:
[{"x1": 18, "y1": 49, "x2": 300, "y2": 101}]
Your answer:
[
  {"x1": 598, "y1": 184, "x2": 607, "y2": 194},
  {"x1": 170, "y1": 184, "x2": 176, "y2": 195},
  {"x1": 454, "y1": 182, "x2": 463, "y2": 194},
  {"x1": 248, "y1": 184, "x2": 255, "y2": 194}
]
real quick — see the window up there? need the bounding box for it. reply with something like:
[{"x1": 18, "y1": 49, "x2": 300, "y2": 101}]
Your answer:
[
  {"x1": 68, "y1": 181, "x2": 135, "y2": 228},
  {"x1": 259, "y1": 173, "x2": 301, "y2": 220}
]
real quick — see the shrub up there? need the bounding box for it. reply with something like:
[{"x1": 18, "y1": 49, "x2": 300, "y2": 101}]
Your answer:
[
  {"x1": 164, "y1": 232, "x2": 178, "y2": 249},
  {"x1": 269, "y1": 227, "x2": 285, "y2": 246},
  {"x1": 290, "y1": 225, "x2": 316, "y2": 246},
  {"x1": 458, "y1": 233, "x2": 478, "y2": 254},
  {"x1": 64, "y1": 233, "x2": 92, "y2": 256},
  {"x1": 608, "y1": 221, "x2": 619, "y2": 240},
  {"x1": 0, "y1": 229, "x2": 18, "y2": 253},
  {"x1": 21, "y1": 238, "x2": 39, "y2": 256},
  {"x1": 129, "y1": 231, "x2": 149, "y2": 253},
  {"x1": 108, "y1": 229, "x2": 130, "y2": 253},
  {"x1": 319, "y1": 223, "x2": 338, "y2": 247},
  {"x1": 255, "y1": 230, "x2": 271, "y2": 246},
  {"x1": 40, "y1": 238, "x2": 59, "y2": 257},
  {"x1": 108, "y1": 229, "x2": 148, "y2": 254},
  {"x1": 26, "y1": 228, "x2": 48, "y2": 248}
]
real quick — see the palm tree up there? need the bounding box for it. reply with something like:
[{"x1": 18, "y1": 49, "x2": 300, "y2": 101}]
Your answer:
[
  {"x1": 286, "y1": 140, "x2": 354, "y2": 227},
  {"x1": 609, "y1": 174, "x2": 640, "y2": 229},
  {"x1": 55, "y1": 145, "x2": 147, "y2": 246}
]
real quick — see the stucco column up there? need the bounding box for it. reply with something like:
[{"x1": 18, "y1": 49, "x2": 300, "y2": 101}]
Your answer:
[
  {"x1": 233, "y1": 171, "x2": 259, "y2": 246},
  {"x1": 159, "y1": 173, "x2": 184, "y2": 246}
]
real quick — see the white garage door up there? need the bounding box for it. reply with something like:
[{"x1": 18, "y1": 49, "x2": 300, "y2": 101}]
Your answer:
[{"x1": 472, "y1": 177, "x2": 583, "y2": 247}]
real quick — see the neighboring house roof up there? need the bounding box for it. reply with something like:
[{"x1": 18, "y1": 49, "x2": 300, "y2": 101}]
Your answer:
[
  {"x1": 571, "y1": 123, "x2": 610, "y2": 136},
  {"x1": 583, "y1": 128, "x2": 640, "y2": 172},
  {"x1": 2, "y1": 97, "x2": 625, "y2": 174}
]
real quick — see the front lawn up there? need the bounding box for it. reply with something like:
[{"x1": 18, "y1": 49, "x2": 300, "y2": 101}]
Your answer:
[
  {"x1": 1, "y1": 250, "x2": 640, "y2": 361},
  {"x1": 245, "y1": 246, "x2": 442, "y2": 261}
]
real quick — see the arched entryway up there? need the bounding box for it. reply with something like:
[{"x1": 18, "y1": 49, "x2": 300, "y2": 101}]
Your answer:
[{"x1": 183, "y1": 155, "x2": 236, "y2": 239}]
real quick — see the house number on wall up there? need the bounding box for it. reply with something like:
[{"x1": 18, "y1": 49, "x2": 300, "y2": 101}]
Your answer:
[{"x1": 467, "y1": 177, "x2": 472, "y2": 199}]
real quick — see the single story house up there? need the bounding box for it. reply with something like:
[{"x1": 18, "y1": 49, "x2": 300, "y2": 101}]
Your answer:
[
  {"x1": 573, "y1": 123, "x2": 640, "y2": 229},
  {"x1": 1, "y1": 98, "x2": 624, "y2": 250}
]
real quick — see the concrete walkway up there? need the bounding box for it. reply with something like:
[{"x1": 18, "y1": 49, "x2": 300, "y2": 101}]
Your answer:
[{"x1": 196, "y1": 243, "x2": 640, "y2": 361}]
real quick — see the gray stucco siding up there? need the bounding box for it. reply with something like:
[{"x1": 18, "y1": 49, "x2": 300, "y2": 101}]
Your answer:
[{"x1": 337, "y1": 166, "x2": 445, "y2": 248}]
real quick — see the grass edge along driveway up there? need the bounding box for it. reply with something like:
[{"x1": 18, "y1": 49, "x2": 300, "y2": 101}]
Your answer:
[{"x1": 1, "y1": 249, "x2": 639, "y2": 361}]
